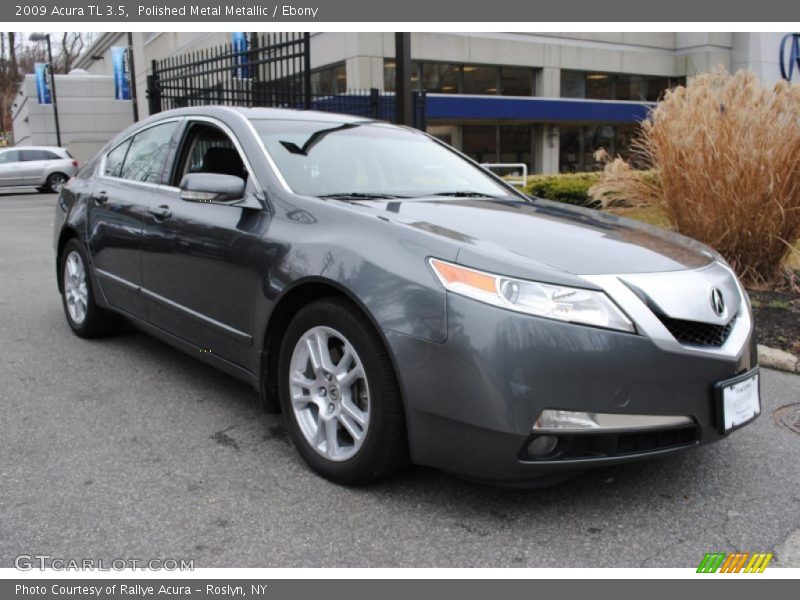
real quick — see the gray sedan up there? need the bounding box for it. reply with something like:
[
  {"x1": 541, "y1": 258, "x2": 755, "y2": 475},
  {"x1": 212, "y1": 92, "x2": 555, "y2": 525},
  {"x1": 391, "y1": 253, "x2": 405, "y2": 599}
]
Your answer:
[
  {"x1": 0, "y1": 146, "x2": 78, "y2": 193},
  {"x1": 52, "y1": 107, "x2": 759, "y2": 486}
]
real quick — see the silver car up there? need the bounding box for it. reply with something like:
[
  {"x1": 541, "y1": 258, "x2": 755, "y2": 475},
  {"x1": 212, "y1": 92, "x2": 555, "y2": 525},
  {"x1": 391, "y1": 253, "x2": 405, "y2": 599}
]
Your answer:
[{"x1": 0, "y1": 146, "x2": 78, "y2": 193}]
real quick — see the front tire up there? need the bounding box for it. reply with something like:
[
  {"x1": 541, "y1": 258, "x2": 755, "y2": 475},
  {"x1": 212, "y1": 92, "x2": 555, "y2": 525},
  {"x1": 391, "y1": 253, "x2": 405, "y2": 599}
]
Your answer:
[
  {"x1": 278, "y1": 298, "x2": 409, "y2": 485},
  {"x1": 59, "y1": 239, "x2": 119, "y2": 338}
]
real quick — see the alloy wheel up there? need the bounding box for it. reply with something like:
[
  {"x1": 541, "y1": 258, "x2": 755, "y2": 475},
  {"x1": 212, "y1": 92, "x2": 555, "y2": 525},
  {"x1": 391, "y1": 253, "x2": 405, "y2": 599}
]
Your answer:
[
  {"x1": 64, "y1": 250, "x2": 88, "y2": 324},
  {"x1": 49, "y1": 174, "x2": 67, "y2": 193},
  {"x1": 288, "y1": 325, "x2": 370, "y2": 461}
]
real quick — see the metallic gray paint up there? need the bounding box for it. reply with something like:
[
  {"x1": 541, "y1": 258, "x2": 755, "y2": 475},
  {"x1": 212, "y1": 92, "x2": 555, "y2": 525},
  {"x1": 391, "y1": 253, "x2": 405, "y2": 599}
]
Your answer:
[{"x1": 53, "y1": 106, "x2": 758, "y2": 484}]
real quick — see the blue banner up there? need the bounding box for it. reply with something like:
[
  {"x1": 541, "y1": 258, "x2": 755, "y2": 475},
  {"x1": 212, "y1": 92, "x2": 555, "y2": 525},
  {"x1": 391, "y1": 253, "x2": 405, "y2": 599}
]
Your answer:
[
  {"x1": 232, "y1": 32, "x2": 249, "y2": 79},
  {"x1": 34, "y1": 62, "x2": 52, "y2": 104},
  {"x1": 111, "y1": 46, "x2": 132, "y2": 100}
]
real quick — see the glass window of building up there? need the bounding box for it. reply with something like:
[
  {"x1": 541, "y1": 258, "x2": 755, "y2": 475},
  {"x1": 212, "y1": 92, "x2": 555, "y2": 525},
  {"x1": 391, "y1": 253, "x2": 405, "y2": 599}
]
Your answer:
[
  {"x1": 559, "y1": 123, "x2": 640, "y2": 172},
  {"x1": 582, "y1": 125, "x2": 615, "y2": 170},
  {"x1": 644, "y1": 77, "x2": 685, "y2": 102},
  {"x1": 560, "y1": 70, "x2": 586, "y2": 98},
  {"x1": 559, "y1": 126, "x2": 582, "y2": 172},
  {"x1": 463, "y1": 65, "x2": 499, "y2": 95},
  {"x1": 499, "y1": 125, "x2": 532, "y2": 165},
  {"x1": 311, "y1": 63, "x2": 346, "y2": 95},
  {"x1": 462, "y1": 125, "x2": 497, "y2": 163},
  {"x1": 383, "y1": 59, "x2": 395, "y2": 92},
  {"x1": 423, "y1": 63, "x2": 461, "y2": 94},
  {"x1": 499, "y1": 68, "x2": 532, "y2": 97},
  {"x1": 585, "y1": 73, "x2": 613, "y2": 100},
  {"x1": 615, "y1": 74, "x2": 647, "y2": 101},
  {"x1": 561, "y1": 70, "x2": 684, "y2": 102}
]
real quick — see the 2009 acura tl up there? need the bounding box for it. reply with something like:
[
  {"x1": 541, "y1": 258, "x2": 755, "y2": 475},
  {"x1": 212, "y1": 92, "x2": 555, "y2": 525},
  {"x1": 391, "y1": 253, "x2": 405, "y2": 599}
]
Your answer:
[{"x1": 53, "y1": 107, "x2": 760, "y2": 486}]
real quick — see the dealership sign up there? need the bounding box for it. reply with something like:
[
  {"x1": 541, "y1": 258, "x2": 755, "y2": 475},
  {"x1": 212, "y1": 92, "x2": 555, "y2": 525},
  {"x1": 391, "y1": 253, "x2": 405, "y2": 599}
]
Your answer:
[
  {"x1": 779, "y1": 33, "x2": 800, "y2": 81},
  {"x1": 34, "y1": 62, "x2": 52, "y2": 104},
  {"x1": 232, "y1": 32, "x2": 249, "y2": 79},
  {"x1": 111, "y1": 46, "x2": 132, "y2": 100}
]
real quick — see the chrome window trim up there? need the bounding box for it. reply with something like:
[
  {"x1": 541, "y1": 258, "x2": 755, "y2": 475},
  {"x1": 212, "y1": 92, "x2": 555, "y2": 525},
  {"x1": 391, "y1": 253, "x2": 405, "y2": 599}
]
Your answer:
[
  {"x1": 580, "y1": 262, "x2": 752, "y2": 360},
  {"x1": 217, "y1": 106, "x2": 292, "y2": 193}
]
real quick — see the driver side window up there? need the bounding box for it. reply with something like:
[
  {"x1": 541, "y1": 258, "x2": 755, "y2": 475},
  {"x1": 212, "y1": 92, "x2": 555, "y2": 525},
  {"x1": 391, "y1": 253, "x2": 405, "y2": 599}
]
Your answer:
[{"x1": 174, "y1": 123, "x2": 248, "y2": 185}]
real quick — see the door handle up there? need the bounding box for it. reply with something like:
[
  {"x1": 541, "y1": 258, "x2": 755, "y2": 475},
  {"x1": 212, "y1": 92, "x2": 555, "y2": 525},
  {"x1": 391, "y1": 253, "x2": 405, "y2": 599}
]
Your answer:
[
  {"x1": 92, "y1": 191, "x2": 108, "y2": 204},
  {"x1": 148, "y1": 205, "x2": 172, "y2": 220}
]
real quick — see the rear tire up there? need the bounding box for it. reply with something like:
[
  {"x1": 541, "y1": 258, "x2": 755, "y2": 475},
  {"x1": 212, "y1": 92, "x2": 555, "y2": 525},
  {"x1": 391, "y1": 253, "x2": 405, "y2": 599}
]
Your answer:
[
  {"x1": 278, "y1": 298, "x2": 409, "y2": 485},
  {"x1": 46, "y1": 172, "x2": 68, "y2": 193},
  {"x1": 59, "y1": 239, "x2": 119, "y2": 338}
]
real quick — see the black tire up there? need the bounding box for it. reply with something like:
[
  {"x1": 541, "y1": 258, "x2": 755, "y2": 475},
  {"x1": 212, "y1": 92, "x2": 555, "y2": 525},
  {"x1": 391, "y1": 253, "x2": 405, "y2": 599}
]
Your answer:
[
  {"x1": 277, "y1": 298, "x2": 409, "y2": 485},
  {"x1": 46, "y1": 172, "x2": 68, "y2": 193},
  {"x1": 59, "y1": 239, "x2": 119, "y2": 338}
]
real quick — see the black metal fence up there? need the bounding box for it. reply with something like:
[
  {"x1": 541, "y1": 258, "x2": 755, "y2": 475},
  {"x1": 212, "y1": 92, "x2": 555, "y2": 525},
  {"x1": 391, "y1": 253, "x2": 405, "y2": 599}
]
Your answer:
[{"x1": 146, "y1": 33, "x2": 426, "y2": 128}]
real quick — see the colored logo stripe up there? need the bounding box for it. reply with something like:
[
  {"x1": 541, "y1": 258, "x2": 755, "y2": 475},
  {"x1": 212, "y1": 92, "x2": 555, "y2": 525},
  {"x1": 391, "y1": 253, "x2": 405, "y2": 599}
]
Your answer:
[
  {"x1": 744, "y1": 553, "x2": 773, "y2": 573},
  {"x1": 697, "y1": 553, "x2": 726, "y2": 573},
  {"x1": 697, "y1": 552, "x2": 773, "y2": 573}
]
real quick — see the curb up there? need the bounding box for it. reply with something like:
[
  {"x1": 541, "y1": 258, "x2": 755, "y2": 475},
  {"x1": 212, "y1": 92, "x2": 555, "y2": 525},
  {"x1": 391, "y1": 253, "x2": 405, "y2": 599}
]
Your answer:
[{"x1": 757, "y1": 344, "x2": 800, "y2": 374}]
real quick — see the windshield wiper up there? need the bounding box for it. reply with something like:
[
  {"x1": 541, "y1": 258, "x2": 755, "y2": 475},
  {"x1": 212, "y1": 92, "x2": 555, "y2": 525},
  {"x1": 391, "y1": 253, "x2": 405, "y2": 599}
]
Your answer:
[
  {"x1": 432, "y1": 191, "x2": 499, "y2": 198},
  {"x1": 317, "y1": 192, "x2": 408, "y2": 199}
]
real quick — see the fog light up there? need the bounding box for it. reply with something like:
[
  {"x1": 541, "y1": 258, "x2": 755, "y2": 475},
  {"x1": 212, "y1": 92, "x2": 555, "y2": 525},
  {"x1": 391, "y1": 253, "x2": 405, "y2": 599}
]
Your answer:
[{"x1": 527, "y1": 435, "x2": 560, "y2": 460}]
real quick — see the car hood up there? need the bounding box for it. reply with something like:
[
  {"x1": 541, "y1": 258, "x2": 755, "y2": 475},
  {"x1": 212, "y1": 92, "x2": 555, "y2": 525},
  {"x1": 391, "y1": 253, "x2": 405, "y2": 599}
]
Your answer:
[{"x1": 343, "y1": 196, "x2": 714, "y2": 276}]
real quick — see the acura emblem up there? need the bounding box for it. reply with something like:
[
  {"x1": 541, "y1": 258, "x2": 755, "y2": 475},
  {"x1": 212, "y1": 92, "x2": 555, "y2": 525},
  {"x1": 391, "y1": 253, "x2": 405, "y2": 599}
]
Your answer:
[{"x1": 710, "y1": 288, "x2": 726, "y2": 317}]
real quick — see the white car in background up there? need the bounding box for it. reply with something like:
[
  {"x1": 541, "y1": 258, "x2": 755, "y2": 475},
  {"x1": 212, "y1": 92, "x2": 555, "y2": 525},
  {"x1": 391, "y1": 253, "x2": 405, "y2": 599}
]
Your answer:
[{"x1": 0, "y1": 146, "x2": 78, "y2": 193}]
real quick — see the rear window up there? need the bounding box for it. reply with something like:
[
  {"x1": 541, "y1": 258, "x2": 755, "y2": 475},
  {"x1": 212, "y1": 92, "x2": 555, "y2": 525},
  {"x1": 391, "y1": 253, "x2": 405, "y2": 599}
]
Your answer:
[{"x1": 103, "y1": 140, "x2": 131, "y2": 178}]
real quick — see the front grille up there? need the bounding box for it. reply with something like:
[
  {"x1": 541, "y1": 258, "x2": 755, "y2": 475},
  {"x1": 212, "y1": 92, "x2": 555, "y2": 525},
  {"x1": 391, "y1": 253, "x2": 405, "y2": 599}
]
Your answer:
[{"x1": 657, "y1": 314, "x2": 736, "y2": 347}]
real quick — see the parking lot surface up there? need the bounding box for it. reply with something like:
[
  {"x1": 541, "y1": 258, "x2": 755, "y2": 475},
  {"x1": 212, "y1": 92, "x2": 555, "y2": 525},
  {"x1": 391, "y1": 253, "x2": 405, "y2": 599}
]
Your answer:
[{"x1": 1, "y1": 191, "x2": 799, "y2": 568}]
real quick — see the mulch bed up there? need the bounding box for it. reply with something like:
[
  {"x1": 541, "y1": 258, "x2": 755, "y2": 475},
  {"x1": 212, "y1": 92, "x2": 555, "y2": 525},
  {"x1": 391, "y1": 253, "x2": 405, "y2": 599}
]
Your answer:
[{"x1": 748, "y1": 288, "x2": 800, "y2": 355}]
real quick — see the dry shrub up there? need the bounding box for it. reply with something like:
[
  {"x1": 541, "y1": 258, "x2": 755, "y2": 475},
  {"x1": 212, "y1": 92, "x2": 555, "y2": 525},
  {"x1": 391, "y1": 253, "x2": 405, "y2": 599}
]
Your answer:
[{"x1": 589, "y1": 67, "x2": 800, "y2": 288}]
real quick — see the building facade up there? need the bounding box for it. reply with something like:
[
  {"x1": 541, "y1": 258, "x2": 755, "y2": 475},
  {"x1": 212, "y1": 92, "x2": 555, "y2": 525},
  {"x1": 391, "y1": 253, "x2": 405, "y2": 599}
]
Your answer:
[
  {"x1": 69, "y1": 31, "x2": 788, "y2": 174},
  {"x1": 11, "y1": 72, "x2": 134, "y2": 161}
]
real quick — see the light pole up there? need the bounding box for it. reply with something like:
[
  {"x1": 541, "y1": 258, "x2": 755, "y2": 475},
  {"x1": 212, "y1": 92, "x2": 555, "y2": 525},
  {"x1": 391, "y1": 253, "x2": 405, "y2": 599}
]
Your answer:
[{"x1": 29, "y1": 32, "x2": 62, "y2": 147}]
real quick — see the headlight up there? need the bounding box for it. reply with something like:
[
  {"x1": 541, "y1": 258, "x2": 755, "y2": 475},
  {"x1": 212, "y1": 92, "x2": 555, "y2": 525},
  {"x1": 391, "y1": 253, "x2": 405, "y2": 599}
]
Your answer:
[{"x1": 428, "y1": 258, "x2": 635, "y2": 333}]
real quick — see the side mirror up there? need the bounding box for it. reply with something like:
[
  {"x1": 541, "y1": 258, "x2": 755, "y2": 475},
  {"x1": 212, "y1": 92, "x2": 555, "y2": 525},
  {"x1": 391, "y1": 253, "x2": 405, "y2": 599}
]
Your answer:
[{"x1": 179, "y1": 173, "x2": 246, "y2": 204}]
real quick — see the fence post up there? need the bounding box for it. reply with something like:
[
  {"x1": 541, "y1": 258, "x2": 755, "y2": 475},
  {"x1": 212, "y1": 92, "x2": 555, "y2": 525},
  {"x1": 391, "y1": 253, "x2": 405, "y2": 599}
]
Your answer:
[
  {"x1": 412, "y1": 90, "x2": 426, "y2": 130},
  {"x1": 146, "y1": 60, "x2": 162, "y2": 115},
  {"x1": 303, "y1": 33, "x2": 312, "y2": 109},
  {"x1": 369, "y1": 88, "x2": 380, "y2": 120}
]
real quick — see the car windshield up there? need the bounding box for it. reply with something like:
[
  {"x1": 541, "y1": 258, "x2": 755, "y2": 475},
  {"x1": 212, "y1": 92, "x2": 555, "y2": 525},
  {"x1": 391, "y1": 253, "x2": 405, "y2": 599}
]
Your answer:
[{"x1": 251, "y1": 119, "x2": 517, "y2": 199}]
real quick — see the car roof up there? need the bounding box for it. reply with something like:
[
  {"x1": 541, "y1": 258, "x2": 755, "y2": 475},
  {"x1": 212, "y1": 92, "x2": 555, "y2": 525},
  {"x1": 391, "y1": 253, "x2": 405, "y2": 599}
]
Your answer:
[
  {"x1": 0, "y1": 146, "x2": 66, "y2": 152},
  {"x1": 156, "y1": 105, "x2": 370, "y2": 124}
]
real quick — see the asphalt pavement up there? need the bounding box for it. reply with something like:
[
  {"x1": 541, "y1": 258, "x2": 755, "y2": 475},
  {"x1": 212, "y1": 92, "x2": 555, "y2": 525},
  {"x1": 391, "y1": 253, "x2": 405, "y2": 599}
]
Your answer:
[{"x1": 1, "y1": 190, "x2": 799, "y2": 568}]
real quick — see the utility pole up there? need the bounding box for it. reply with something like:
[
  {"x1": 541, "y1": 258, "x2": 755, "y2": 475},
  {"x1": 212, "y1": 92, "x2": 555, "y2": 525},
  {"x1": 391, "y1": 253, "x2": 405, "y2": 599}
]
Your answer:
[
  {"x1": 395, "y1": 33, "x2": 413, "y2": 127},
  {"x1": 127, "y1": 32, "x2": 139, "y2": 121}
]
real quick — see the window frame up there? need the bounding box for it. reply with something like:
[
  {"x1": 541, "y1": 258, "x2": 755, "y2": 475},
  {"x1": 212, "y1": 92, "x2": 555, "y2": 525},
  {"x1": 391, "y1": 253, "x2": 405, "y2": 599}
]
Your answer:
[
  {"x1": 99, "y1": 117, "x2": 185, "y2": 189},
  {"x1": 167, "y1": 116, "x2": 263, "y2": 196}
]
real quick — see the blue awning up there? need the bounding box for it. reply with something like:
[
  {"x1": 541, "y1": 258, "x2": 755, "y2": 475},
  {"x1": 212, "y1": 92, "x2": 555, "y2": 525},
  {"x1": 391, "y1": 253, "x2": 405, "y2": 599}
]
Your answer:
[{"x1": 426, "y1": 94, "x2": 654, "y2": 123}]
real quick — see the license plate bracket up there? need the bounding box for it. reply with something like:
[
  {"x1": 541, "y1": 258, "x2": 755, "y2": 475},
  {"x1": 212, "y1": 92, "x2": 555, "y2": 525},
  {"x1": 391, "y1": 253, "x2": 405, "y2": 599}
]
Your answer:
[{"x1": 714, "y1": 368, "x2": 761, "y2": 434}]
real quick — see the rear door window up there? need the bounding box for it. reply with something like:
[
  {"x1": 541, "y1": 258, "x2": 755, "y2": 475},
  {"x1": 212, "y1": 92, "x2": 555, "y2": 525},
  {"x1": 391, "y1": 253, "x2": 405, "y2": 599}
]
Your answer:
[
  {"x1": 118, "y1": 121, "x2": 180, "y2": 184},
  {"x1": 104, "y1": 140, "x2": 132, "y2": 178}
]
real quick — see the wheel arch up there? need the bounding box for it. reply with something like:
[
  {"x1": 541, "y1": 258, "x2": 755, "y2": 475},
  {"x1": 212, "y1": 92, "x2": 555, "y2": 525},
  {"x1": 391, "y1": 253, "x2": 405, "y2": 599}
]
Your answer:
[
  {"x1": 55, "y1": 226, "x2": 79, "y2": 293},
  {"x1": 260, "y1": 277, "x2": 409, "y2": 426}
]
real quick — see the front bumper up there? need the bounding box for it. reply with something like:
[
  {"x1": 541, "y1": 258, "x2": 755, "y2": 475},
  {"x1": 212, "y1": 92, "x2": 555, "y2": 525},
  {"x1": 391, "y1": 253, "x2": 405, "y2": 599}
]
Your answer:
[{"x1": 386, "y1": 293, "x2": 757, "y2": 484}]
